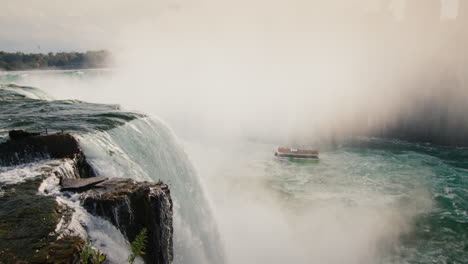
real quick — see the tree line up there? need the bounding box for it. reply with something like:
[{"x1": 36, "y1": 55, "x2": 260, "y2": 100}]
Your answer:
[{"x1": 0, "y1": 50, "x2": 112, "y2": 71}]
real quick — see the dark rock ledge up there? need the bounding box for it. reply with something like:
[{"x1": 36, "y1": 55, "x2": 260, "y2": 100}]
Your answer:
[
  {"x1": 67, "y1": 178, "x2": 174, "y2": 264},
  {"x1": 0, "y1": 130, "x2": 95, "y2": 178},
  {"x1": 0, "y1": 131, "x2": 174, "y2": 264}
]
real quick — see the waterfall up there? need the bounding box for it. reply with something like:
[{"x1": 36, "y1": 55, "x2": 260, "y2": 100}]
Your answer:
[{"x1": 78, "y1": 117, "x2": 225, "y2": 264}]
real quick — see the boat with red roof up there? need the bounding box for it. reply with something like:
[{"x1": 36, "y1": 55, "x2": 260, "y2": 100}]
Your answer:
[{"x1": 274, "y1": 147, "x2": 319, "y2": 162}]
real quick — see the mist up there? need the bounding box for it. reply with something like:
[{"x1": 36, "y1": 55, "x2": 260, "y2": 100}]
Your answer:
[
  {"x1": 4, "y1": 1, "x2": 467, "y2": 263},
  {"x1": 7, "y1": 0, "x2": 467, "y2": 145},
  {"x1": 111, "y1": 0, "x2": 468, "y2": 145}
]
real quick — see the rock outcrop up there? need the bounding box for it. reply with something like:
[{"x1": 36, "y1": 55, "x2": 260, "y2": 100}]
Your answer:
[
  {"x1": 8, "y1": 130, "x2": 41, "y2": 140},
  {"x1": 69, "y1": 178, "x2": 174, "y2": 264},
  {"x1": 0, "y1": 176, "x2": 83, "y2": 264},
  {"x1": 0, "y1": 130, "x2": 95, "y2": 178},
  {"x1": 0, "y1": 131, "x2": 174, "y2": 264}
]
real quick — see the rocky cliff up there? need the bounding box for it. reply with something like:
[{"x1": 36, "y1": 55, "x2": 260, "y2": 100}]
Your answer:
[
  {"x1": 0, "y1": 130, "x2": 174, "y2": 264},
  {"x1": 68, "y1": 178, "x2": 173, "y2": 264}
]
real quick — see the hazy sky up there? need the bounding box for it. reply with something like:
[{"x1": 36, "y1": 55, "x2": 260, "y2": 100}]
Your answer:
[
  {"x1": 0, "y1": 0, "x2": 459, "y2": 53},
  {"x1": 0, "y1": 0, "x2": 170, "y2": 52}
]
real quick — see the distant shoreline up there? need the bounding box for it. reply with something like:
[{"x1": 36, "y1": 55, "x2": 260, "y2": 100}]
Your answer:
[
  {"x1": 0, "y1": 50, "x2": 111, "y2": 71},
  {"x1": 0, "y1": 67, "x2": 113, "y2": 74}
]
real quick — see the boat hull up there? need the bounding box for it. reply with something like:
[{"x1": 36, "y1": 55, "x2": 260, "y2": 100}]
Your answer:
[
  {"x1": 275, "y1": 147, "x2": 319, "y2": 163},
  {"x1": 275, "y1": 154, "x2": 319, "y2": 163},
  {"x1": 278, "y1": 157, "x2": 319, "y2": 163}
]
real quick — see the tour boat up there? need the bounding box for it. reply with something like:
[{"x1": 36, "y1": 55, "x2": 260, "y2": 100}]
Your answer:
[{"x1": 274, "y1": 147, "x2": 319, "y2": 162}]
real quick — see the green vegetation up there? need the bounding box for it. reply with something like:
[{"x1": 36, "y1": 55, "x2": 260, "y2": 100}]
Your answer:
[
  {"x1": 80, "y1": 228, "x2": 148, "y2": 264},
  {"x1": 128, "y1": 228, "x2": 148, "y2": 264},
  {"x1": 80, "y1": 238, "x2": 107, "y2": 264},
  {"x1": 79, "y1": 239, "x2": 92, "y2": 264},
  {"x1": 91, "y1": 248, "x2": 107, "y2": 264},
  {"x1": 0, "y1": 50, "x2": 111, "y2": 71}
]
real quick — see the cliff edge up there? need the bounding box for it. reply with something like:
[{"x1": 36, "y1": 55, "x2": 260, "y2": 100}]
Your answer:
[{"x1": 0, "y1": 130, "x2": 173, "y2": 264}]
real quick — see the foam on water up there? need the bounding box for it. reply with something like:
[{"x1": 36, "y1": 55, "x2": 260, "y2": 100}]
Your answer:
[
  {"x1": 0, "y1": 160, "x2": 72, "y2": 185},
  {"x1": 0, "y1": 80, "x2": 225, "y2": 263},
  {"x1": 36, "y1": 163, "x2": 134, "y2": 264},
  {"x1": 55, "y1": 196, "x2": 136, "y2": 264},
  {"x1": 0, "y1": 153, "x2": 132, "y2": 263},
  {"x1": 185, "y1": 138, "x2": 467, "y2": 264},
  {"x1": 2, "y1": 72, "x2": 466, "y2": 263}
]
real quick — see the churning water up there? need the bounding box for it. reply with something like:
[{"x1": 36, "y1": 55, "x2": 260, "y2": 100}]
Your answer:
[
  {"x1": 187, "y1": 138, "x2": 467, "y2": 264},
  {"x1": 1, "y1": 71, "x2": 467, "y2": 264},
  {"x1": 0, "y1": 77, "x2": 224, "y2": 264}
]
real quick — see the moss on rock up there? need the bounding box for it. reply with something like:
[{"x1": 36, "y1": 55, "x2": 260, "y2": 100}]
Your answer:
[{"x1": 0, "y1": 179, "x2": 83, "y2": 264}]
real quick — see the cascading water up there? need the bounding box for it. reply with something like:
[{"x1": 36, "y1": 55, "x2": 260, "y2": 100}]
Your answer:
[
  {"x1": 0, "y1": 82, "x2": 225, "y2": 264},
  {"x1": 78, "y1": 117, "x2": 225, "y2": 264},
  {"x1": 2, "y1": 71, "x2": 467, "y2": 264},
  {"x1": 33, "y1": 161, "x2": 134, "y2": 263}
]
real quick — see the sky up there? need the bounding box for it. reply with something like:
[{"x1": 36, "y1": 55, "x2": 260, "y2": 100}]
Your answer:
[
  {"x1": 0, "y1": 0, "x2": 460, "y2": 53},
  {"x1": 0, "y1": 0, "x2": 171, "y2": 52}
]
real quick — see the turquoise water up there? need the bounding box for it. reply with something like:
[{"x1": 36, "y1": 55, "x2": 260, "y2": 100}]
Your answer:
[
  {"x1": 1, "y1": 71, "x2": 467, "y2": 263},
  {"x1": 0, "y1": 80, "x2": 224, "y2": 264},
  {"x1": 269, "y1": 139, "x2": 468, "y2": 263},
  {"x1": 188, "y1": 136, "x2": 467, "y2": 264},
  {"x1": 0, "y1": 83, "x2": 143, "y2": 139}
]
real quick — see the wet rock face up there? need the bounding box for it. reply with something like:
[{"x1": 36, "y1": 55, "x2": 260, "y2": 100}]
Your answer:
[
  {"x1": 0, "y1": 131, "x2": 175, "y2": 264},
  {"x1": 8, "y1": 130, "x2": 41, "y2": 140},
  {"x1": 0, "y1": 132, "x2": 79, "y2": 163},
  {"x1": 0, "y1": 131, "x2": 95, "y2": 177},
  {"x1": 0, "y1": 133, "x2": 87, "y2": 263},
  {"x1": 79, "y1": 178, "x2": 174, "y2": 264}
]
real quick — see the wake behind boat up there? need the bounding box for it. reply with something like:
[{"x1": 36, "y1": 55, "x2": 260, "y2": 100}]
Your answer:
[{"x1": 274, "y1": 147, "x2": 319, "y2": 162}]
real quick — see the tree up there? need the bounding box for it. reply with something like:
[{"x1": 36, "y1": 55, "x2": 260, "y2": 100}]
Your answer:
[{"x1": 0, "y1": 50, "x2": 111, "y2": 70}]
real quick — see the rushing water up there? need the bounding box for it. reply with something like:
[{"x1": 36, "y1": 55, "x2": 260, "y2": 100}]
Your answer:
[
  {"x1": 1, "y1": 70, "x2": 467, "y2": 264},
  {"x1": 187, "y1": 138, "x2": 467, "y2": 264},
  {"x1": 0, "y1": 78, "x2": 224, "y2": 264}
]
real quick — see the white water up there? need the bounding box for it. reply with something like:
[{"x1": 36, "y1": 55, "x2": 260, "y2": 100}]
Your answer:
[
  {"x1": 0, "y1": 160, "x2": 59, "y2": 185},
  {"x1": 55, "y1": 196, "x2": 136, "y2": 264},
  {"x1": 2, "y1": 71, "x2": 441, "y2": 263},
  {"x1": 36, "y1": 161, "x2": 136, "y2": 264},
  {"x1": 78, "y1": 117, "x2": 225, "y2": 264},
  {"x1": 0, "y1": 156, "x2": 133, "y2": 263},
  {"x1": 0, "y1": 81, "x2": 225, "y2": 263},
  {"x1": 183, "y1": 140, "x2": 434, "y2": 264}
]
